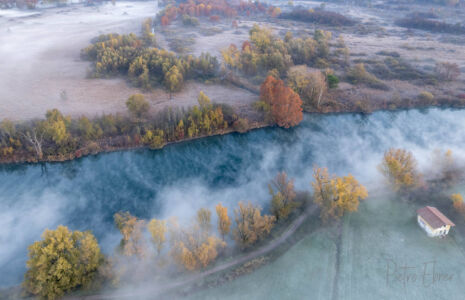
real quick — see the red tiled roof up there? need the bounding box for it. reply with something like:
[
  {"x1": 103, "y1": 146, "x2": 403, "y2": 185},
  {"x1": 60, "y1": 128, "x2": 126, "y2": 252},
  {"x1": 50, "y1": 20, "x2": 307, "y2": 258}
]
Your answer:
[{"x1": 417, "y1": 206, "x2": 455, "y2": 229}]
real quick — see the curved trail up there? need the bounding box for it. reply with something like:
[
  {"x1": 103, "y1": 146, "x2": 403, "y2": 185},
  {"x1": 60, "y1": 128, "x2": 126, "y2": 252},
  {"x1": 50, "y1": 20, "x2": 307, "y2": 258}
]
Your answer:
[{"x1": 76, "y1": 205, "x2": 317, "y2": 300}]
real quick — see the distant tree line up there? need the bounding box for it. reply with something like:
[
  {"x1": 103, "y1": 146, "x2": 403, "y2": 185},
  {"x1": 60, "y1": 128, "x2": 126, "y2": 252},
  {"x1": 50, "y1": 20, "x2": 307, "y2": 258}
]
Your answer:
[
  {"x1": 396, "y1": 16, "x2": 465, "y2": 34},
  {"x1": 157, "y1": 0, "x2": 281, "y2": 27}
]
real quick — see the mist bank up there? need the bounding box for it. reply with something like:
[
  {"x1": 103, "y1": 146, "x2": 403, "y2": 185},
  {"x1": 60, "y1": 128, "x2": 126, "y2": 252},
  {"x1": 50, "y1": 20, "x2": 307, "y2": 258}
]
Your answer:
[{"x1": 1, "y1": 108, "x2": 465, "y2": 287}]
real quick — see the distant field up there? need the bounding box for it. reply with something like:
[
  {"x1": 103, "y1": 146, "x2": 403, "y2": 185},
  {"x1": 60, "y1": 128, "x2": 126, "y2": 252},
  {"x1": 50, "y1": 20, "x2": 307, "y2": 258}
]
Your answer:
[{"x1": 187, "y1": 193, "x2": 465, "y2": 300}]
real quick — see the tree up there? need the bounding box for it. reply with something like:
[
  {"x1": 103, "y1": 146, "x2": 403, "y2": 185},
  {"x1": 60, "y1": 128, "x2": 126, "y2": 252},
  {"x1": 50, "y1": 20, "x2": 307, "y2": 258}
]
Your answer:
[
  {"x1": 435, "y1": 62, "x2": 460, "y2": 81},
  {"x1": 378, "y1": 148, "x2": 420, "y2": 191},
  {"x1": 431, "y1": 149, "x2": 462, "y2": 185},
  {"x1": 312, "y1": 167, "x2": 368, "y2": 223},
  {"x1": 23, "y1": 226, "x2": 103, "y2": 300},
  {"x1": 126, "y1": 94, "x2": 150, "y2": 120},
  {"x1": 287, "y1": 66, "x2": 327, "y2": 109},
  {"x1": 260, "y1": 76, "x2": 303, "y2": 128},
  {"x1": 147, "y1": 218, "x2": 167, "y2": 255},
  {"x1": 164, "y1": 65, "x2": 183, "y2": 99},
  {"x1": 170, "y1": 219, "x2": 225, "y2": 271},
  {"x1": 44, "y1": 109, "x2": 70, "y2": 146},
  {"x1": 215, "y1": 203, "x2": 231, "y2": 240},
  {"x1": 196, "y1": 208, "x2": 212, "y2": 234},
  {"x1": 114, "y1": 212, "x2": 146, "y2": 257},
  {"x1": 233, "y1": 202, "x2": 275, "y2": 249},
  {"x1": 22, "y1": 125, "x2": 44, "y2": 159},
  {"x1": 269, "y1": 172, "x2": 298, "y2": 220},
  {"x1": 451, "y1": 193, "x2": 465, "y2": 215},
  {"x1": 197, "y1": 91, "x2": 212, "y2": 110},
  {"x1": 141, "y1": 18, "x2": 156, "y2": 46},
  {"x1": 77, "y1": 116, "x2": 102, "y2": 141}
]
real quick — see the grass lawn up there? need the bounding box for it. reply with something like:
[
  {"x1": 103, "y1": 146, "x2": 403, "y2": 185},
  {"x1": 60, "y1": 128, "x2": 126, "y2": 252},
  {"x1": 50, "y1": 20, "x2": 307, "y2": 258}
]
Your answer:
[{"x1": 186, "y1": 193, "x2": 465, "y2": 300}]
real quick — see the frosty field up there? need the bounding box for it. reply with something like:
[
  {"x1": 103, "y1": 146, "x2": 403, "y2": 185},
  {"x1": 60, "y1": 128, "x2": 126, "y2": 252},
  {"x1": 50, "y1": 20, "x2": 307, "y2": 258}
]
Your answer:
[{"x1": 187, "y1": 192, "x2": 465, "y2": 300}]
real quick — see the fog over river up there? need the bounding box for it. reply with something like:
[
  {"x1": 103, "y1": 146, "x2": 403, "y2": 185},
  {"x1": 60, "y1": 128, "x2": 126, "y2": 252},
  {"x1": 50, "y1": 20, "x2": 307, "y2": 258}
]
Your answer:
[{"x1": 1, "y1": 109, "x2": 465, "y2": 286}]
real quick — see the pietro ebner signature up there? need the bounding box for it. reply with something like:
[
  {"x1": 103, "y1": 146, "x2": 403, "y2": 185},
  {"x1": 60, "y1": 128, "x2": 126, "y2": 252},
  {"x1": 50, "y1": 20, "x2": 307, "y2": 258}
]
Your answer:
[{"x1": 385, "y1": 259, "x2": 454, "y2": 288}]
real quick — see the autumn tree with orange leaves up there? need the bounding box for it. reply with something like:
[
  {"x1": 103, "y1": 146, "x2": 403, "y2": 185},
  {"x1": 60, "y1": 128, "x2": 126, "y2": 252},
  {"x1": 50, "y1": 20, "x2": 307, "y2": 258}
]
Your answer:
[{"x1": 259, "y1": 76, "x2": 303, "y2": 128}]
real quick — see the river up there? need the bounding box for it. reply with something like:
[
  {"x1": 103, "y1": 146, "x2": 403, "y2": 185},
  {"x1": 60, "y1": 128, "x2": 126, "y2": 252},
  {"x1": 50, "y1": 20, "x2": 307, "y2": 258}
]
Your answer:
[{"x1": 1, "y1": 108, "x2": 465, "y2": 287}]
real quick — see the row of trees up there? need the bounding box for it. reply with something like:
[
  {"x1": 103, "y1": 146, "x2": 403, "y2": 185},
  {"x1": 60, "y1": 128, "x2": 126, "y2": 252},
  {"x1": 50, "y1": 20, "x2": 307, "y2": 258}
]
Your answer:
[
  {"x1": 157, "y1": 0, "x2": 280, "y2": 26},
  {"x1": 23, "y1": 166, "x2": 370, "y2": 299},
  {"x1": 81, "y1": 32, "x2": 219, "y2": 93},
  {"x1": 0, "y1": 92, "x2": 234, "y2": 162}
]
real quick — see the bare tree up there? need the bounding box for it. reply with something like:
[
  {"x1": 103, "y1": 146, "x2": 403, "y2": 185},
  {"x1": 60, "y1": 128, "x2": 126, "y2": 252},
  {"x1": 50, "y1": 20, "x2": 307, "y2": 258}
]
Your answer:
[
  {"x1": 435, "y1": 62, "x2": 461, "y2": 81},
  {"x1": 22, "y1": 128, "x2": 44, "y2": 159}
]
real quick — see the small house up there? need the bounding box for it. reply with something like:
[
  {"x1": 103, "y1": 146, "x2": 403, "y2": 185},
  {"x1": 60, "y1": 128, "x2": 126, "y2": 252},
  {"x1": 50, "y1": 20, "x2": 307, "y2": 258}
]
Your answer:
[{"x1": 417, "y1": 206, "x2": 455, "y2": 237}]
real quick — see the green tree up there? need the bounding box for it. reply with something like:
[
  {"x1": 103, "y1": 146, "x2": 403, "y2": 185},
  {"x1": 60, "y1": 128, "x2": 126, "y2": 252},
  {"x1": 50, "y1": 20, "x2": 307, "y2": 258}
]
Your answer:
[
  {"x1": 77, "y1": 116, "x2": 103, "y2": 141},
  {"x1": 197, "y1": 91, "x2": 212, "y2": 110},
  {"x1": 126, "y1": 94, "x2": 150, "y2": 120},
  {"x1": 44, "y1": 109, "x2": 70, "y2": 146},
  {"x1": 23, "y1": 226, "x2": 103, "y2": 300}
]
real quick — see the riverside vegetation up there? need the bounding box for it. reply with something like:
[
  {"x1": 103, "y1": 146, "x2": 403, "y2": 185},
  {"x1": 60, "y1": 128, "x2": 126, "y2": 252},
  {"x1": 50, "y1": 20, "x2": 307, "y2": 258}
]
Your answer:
[
  {"x1": 20, "y1": 145, "x2": 465, "y2": 299},
  {"x1": 21, "y1": 167, "x2": 368, "y2": 299}
]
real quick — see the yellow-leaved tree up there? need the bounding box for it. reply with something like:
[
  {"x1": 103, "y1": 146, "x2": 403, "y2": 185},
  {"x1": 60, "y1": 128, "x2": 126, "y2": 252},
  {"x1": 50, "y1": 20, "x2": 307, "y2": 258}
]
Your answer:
[
  {"x1": 114, "y1": 211, "x2": 147, "y2": 258},
  {"x1": 451, "y1": 193, "x2": 465, "y2": 215},
  {"x1": 216, "y1": 203, "x2": 231, "y2": 241},
  {"x1": 378, "y1": 148, "x2": 420, "y2": 191},
  {"x1": 196, "y1": 207, "x2": 212, "y2": 234},
  {"x1": 23, "y1": 225, "x2": 103, "y2": 300},
  {"x1": 170, "y1": 216, "x2": 225, "y2": 271},
  {"x1": 269, "y1": 171, "x2": 298, "y2": 220},
  {"x1": 233, "y1": 201, "x2": 275, "y2": 249},
  {"x1": 312, "y1": 167, "x2": 368, "y2": 223},
  {"x1": 147, "y1": 218, "x2": 167, "y2": 255}
]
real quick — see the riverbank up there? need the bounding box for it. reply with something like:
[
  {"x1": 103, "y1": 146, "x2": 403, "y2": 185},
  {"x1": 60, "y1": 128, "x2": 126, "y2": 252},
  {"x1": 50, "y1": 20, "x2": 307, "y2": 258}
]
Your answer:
[
  {"x1": 0, "y1": 120, "x2": 270, "y2": 165},
  {"x1": 3, "y1": 101, "x2": 465, "y2": 165}
]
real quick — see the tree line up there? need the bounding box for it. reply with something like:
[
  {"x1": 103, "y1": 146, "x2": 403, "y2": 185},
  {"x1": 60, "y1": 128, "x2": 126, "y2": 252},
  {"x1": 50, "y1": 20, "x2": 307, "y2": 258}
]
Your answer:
[
  {"x1": 157, "y1": 0, "x2": 281, "y2": 27},
  {"x1": 0, "y1": 92, "x2": 240, "y2": 163}
]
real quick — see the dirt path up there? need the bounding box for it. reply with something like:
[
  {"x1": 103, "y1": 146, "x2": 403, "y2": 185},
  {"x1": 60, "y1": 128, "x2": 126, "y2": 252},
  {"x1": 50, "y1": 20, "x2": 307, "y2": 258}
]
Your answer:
[{"x1": 75, "y1": 204, "x2": 318, "y2": 300}]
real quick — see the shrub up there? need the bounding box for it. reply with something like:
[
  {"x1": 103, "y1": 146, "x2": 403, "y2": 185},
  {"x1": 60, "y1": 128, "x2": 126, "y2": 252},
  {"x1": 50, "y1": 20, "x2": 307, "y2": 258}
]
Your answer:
[
  {"x1": 280, "y1": 8, "x2": 356, "y2": 26},
  {"x1": 182, "y1": 14, "x2": 199, "y2": 26},
  {"x1": 327, "y1": 74, "x2": 339, "y2": 88},
  {"x1": 346, "y1": 63, "x2": 388, "y2": 90},
  {"x1": 419, "y1": 91, "x2": 434, "y2": 103},
  {"x1": 233, "y1": 118, "x2": 250, "y2": 133}
]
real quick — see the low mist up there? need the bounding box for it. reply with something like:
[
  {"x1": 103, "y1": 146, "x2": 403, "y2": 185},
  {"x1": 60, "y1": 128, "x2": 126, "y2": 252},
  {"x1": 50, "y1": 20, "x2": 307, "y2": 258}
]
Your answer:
[{"x1": 1, "y1": 108, "x2": 465, "y2": 287}]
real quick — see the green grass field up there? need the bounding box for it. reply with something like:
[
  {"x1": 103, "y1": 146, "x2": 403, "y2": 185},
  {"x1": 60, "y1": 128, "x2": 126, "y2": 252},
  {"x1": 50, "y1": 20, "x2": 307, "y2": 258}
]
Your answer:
[{"x1": 187, "y1": 193, "x2": 465, "y2": 300}]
